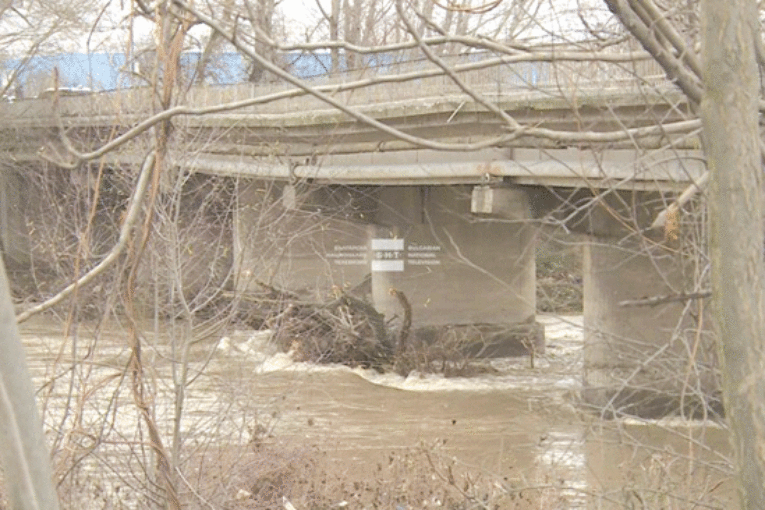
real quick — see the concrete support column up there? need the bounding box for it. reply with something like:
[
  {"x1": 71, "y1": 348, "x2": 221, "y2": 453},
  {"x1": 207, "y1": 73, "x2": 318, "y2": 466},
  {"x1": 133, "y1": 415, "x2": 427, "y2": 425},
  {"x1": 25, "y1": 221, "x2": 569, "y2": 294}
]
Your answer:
[
  {"x1": 582, "y1": 203, "x2": 716, "y2": 417},
  {"x1": 372, "y1": 185, "x2": 541, "y2": 355},
  {"x1": 234, "y1": 181, "x2": 541, "y2": 355},
  {"x1": 234, "y1": 181, "x2": 371, "y2": 300}
]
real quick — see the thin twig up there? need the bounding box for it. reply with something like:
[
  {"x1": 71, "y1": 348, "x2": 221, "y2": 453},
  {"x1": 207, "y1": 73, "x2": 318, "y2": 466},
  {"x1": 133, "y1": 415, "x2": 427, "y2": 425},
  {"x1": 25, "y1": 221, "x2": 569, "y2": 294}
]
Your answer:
[
  {"x1": 618, "y1": 291, "x2": 711, "y2": 308},
  {"x1": 172, "y1": 0, "x2": 701, "y2": 151},
  {"x1": 16, "y1": 151, "x2": 155, "y2": 323}
]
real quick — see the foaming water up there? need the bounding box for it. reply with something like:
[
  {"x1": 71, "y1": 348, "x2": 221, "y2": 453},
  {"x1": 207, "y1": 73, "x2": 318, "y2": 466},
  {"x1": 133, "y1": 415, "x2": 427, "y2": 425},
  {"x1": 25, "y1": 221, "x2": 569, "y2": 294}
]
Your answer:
[{"x1": 214, "y1": 314, "x2": 584, "y2": 393}]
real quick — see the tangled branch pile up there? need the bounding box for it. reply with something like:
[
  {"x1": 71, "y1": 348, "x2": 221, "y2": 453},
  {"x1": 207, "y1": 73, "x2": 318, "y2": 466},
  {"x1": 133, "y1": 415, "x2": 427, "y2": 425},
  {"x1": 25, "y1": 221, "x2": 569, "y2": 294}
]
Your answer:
[{"x1": 232, "y1": 282, "x2": 487, "y2": 376}]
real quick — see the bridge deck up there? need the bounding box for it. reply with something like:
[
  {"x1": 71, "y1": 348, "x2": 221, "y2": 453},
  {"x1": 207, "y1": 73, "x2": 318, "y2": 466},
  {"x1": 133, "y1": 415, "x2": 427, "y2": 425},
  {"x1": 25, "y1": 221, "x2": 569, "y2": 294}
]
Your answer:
[{"x1": 1, "y1": 55, "x2": 703, "y2": 188}]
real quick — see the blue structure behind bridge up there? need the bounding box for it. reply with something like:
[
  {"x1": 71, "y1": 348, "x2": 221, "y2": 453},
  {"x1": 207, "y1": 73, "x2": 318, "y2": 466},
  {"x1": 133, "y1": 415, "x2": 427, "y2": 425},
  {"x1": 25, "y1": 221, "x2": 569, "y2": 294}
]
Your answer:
[{"x1": 1, "y1": 49, "x2": 546, "y2": 98}]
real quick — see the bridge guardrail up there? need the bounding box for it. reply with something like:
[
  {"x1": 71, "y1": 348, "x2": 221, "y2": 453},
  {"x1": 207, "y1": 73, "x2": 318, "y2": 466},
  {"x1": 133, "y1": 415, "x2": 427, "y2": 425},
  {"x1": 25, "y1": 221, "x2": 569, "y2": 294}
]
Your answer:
[{"x1": 0, "y1": 53, "x2": 671, "y2": 125}]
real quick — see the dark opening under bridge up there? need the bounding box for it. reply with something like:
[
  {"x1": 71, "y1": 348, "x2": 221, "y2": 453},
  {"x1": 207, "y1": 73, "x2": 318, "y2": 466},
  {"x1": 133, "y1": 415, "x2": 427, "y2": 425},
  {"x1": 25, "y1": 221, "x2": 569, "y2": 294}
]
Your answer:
[{"x1": 0, "y1": 52, "x2": 711, "y2": 416}]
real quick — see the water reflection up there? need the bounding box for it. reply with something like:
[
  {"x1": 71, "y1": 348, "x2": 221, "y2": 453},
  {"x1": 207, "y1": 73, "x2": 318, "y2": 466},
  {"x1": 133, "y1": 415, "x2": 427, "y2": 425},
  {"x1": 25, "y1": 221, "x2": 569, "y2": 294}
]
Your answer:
[{"x1": 536, "y1": 430, "x2": 587, "y2": 508}]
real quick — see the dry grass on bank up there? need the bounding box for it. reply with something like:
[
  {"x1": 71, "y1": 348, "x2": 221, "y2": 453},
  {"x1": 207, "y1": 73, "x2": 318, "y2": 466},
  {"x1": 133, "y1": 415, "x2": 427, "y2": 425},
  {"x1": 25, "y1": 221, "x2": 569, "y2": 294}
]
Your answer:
[
  {"x1": 0, "y1": 427, "x2": 735, "y2": 510},
  {"x1": 179, "y1": 440, "x2": 557, "y2": 510},
  {"x1": 129, "y1": 426, "x2": 733, "y2": 510}
]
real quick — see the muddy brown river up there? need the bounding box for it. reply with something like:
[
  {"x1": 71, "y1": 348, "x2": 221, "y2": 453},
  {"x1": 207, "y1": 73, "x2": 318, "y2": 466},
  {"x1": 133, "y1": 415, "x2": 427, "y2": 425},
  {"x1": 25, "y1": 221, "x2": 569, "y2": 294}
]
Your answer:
[{"x1": 19, "y1": 315, "x2": 735, "y2": 509}]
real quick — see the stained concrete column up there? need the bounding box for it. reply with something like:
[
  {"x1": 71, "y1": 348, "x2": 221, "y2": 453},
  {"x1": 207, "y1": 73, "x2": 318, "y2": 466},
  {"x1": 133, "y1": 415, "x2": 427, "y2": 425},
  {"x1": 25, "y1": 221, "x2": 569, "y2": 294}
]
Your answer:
[
  {"x1": 581, "y1": 197, "x2": 716, "y2": 417},
  {"x1": 234, "y1": 181, "x2": 371, "y2": 300},
  {"x1": 372, "y1": 185, "x2": 541, "y2": 355}
]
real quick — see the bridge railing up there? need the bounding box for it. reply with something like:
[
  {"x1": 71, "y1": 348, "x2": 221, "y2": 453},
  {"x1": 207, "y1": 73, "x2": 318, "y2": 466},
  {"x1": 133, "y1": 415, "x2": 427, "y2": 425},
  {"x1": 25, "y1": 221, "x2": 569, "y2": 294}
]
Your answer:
[
  {"x1": 2, "y1": 52, "x2": 670, "y2": 124},
  {"x1": 185, "y1": 54, "x2": 669, "y2": 114}
]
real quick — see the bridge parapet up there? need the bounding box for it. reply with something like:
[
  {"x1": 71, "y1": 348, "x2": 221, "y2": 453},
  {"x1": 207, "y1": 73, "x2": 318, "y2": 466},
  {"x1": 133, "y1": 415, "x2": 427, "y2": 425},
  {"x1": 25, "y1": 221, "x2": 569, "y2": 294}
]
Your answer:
[
  {"x1": 1, "y1": 51, "x2": 669, "y2": 123},
  {"x1": 0, "y1": 50, "x2": 699, "y2": 191}
]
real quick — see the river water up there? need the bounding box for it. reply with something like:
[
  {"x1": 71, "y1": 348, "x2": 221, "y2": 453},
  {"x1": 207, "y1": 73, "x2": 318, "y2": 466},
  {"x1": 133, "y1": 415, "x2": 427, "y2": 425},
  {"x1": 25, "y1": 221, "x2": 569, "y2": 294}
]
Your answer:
[{"x1": 20, "y1": 314, "x2": 735, "y2": 509}]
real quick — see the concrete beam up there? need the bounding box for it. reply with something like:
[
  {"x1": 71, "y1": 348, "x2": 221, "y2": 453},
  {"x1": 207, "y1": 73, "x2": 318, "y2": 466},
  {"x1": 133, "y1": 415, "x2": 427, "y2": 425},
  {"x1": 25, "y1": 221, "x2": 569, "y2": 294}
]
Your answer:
[{"x1": 139, "y1": 147, "x2": 705, "y2": 188}]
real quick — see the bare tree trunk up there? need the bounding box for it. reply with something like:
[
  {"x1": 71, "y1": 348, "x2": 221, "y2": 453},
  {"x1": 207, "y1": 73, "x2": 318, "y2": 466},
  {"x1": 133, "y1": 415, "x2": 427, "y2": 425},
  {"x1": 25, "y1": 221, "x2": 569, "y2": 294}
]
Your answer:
[
  {"x1": 701, "y1": 0, "x2": 765, "y2": 508},
  {"x1": 417, "y1": 0, "x2": 433, "y2": 37},
  {"x1": 0, "y1": 260, "x2": 60, "y2": 510},
  {"x1": 362, "y1": 0, "x2": 377, "y2": 48},
  {"x1": 247, "y1": 0, "x2": 277, "y2": 82},
  {"x1": 342, "y1": 0, "x2": 357, "y2": 69},
  {"x1": 330, "y1": 0, "x2": 341, "y2": 73},
  {"x1": 193, "y1": 0, "x2": 237, "y2": 85}
]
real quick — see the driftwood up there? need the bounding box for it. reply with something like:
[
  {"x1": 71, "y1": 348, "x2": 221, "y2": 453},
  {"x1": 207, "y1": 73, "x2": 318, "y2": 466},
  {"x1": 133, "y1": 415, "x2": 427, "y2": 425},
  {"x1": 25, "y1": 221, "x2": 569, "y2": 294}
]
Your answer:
[
  {"x1": 226, "y1": 281, "x2": 401, "y2": 368},
  {"x1": 389, "y1": 288, "x2": 412, "y2": 356},
  {"x1": 223, "y1": 282, "x2": 486, "y2": 376}
]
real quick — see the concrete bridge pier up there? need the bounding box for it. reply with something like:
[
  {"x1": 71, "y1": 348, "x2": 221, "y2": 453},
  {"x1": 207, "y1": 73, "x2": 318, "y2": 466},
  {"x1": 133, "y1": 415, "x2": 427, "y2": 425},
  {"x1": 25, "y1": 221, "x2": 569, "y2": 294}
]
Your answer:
[
  {"x1": 372, "y1": 185, "x2": 542, "y2": 356},
  {"x1": 580, "y1": 196, "x2": 717, "y2": 417},
  {"x1": 234, "y1": 180, "x2": 543, "y2": 356},
  {"x1": 234, "y1": 181, "x2": 372, "y2": 301}
]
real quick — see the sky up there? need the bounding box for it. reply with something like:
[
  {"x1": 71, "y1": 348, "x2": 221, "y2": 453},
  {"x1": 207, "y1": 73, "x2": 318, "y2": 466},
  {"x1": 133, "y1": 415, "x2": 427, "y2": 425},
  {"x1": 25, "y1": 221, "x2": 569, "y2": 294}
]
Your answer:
[
  {"x1": 1, "y1": 0, "x2": 617, "y2": 86},
  {"x1": 85, "y1": 0, "x2": 326, "y2": 53}
]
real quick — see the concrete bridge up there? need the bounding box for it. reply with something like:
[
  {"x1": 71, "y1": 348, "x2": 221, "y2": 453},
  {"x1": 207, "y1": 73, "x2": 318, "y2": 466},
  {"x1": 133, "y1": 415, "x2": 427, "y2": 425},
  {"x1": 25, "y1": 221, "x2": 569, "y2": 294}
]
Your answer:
[{"x1": 0, "y1": 53, "x2": 712, "y2": 416}]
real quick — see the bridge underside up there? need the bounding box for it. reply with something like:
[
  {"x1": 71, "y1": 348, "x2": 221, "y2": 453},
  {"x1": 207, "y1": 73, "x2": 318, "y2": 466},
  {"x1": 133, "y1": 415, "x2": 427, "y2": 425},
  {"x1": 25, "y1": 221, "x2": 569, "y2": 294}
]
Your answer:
[
  {"x1": 232, "y1": 178, "x2": 717, "y2": 417},
  {"x1": 234, "y1": 181, "x2": 542, "y2": 357},
  {"x1": 166, "y1": 147, "x2": 704, "y2": 190},
  {"x1": 0, "y1": 160, "x2": 717, "y2": 417}
]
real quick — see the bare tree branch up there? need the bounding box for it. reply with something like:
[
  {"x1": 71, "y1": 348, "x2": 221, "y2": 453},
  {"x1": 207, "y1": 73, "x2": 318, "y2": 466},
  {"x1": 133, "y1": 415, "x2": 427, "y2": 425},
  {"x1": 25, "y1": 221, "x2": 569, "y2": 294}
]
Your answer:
[
  {"x1": 395, "y1": 0, "x2": 524, "y2": 133},
  {"x1": 165, "y1": 0, "x2": 701, "y2": 153},
  {"x1": 604, "y1": 0, "x2": 703, "y2": 104},
  {"x1": 619, "y1": 291, "x2": 711, "y2": 307},
  {"x1": 16, "y1": 152, "x2": 155, "y2": 323},
  {"x1": 628, "y1": 0, "x2": 702, "y2": 79}
]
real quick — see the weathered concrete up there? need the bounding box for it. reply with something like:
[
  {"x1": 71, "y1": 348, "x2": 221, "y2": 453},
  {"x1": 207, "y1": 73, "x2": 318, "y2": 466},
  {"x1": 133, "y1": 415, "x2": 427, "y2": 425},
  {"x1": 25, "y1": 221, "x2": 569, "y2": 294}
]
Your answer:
[
  {"x1": 581, "y1": 197, "x2": 717, "y2": 417},
  {"x1": 234, "y1": 181, "x2": 372, "y2": 301},
  {"x1": 372, "y1": 185, "x2": 541, "y2": 354},
  {"x1": 234, "y1": 181, "x2": 542, "y2": 355}
]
